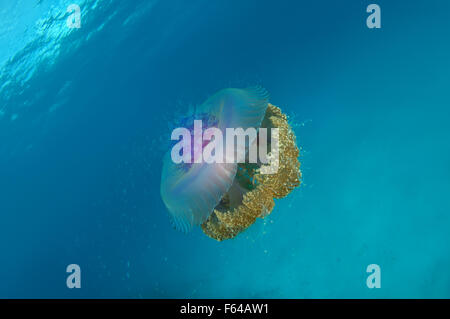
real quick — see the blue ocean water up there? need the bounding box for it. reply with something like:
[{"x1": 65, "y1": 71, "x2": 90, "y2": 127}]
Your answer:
[{"x1": 0, "y1": 0, "x2": 449, "y2": 298}]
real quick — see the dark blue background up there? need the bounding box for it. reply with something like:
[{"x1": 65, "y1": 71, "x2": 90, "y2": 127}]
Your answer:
[{"x1": 0, "y1": 0, "x2": 449, "y2": 298}]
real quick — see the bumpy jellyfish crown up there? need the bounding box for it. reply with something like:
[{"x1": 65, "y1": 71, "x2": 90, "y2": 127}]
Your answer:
[{"x1": 201, "y1": 104, "x2": 301, "y2": 241}]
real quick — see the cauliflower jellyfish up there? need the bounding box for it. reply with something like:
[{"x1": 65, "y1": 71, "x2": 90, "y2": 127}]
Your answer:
[{"x1": 160, "y1": 87, "x2": 301, "y2": 240}]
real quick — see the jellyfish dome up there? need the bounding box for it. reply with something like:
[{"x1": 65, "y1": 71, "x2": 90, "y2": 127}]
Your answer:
[{"x1": 160, "y1": 87, "x2": 301, "y2": 240}]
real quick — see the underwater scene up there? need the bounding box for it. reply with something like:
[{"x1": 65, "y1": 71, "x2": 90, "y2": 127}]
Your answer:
[{"x1": 1, "y1": 0, "x2": 450, "y2": 298}]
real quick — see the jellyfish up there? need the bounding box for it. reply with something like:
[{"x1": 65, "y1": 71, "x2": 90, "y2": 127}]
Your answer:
[{"x1": 160, "y1": 87, "x2": 301, "y2": 241}]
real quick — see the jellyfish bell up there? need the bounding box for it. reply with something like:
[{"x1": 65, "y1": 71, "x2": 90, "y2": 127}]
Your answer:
[
  {"x1": 198, "y1": 87, "x2": 270, "y2": 134},
  {"x1": 160, "y1": 87, "x2": 301, "y2": 240},
  {"x1": 160, "y1": 152, "x2": 237, "y2": 232}
]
